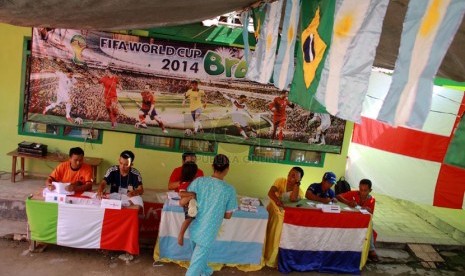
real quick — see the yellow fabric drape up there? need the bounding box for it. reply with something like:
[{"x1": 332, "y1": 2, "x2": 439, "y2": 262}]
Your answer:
[
  {"x1": 263, "y1": 200, "x2": 284, "y2": 267},
  {"x1": 264, "y1": 177, "x2": 304, "y2": 267}
]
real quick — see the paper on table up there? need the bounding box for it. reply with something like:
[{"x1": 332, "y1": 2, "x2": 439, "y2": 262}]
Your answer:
[
  {"x1": 359, "y1": 209, "x2": 371, "y2": 215},
  {"x1": 44, "y1": 193, "x2": 67, "y2": 204},
  {"x1": 240, "y1": 196, "x2": 261, "y2": 206},
  {"x1": 101, "y1": 199, "x2": 122, "y2": 209},
  {"x1": 66, "y1": 197, "x2": 101, "y2": 207},
  {"x1": 42, "y1": 187, "x2": 74, "y2": 197},
  {"x1": 52, "y1": 182, "x2": 72, "y2": 194},
  {"x1": 82, "y1": 191, "x2": 97, "y2": 198},
  {"x1": 109, "y1": 193, "x2": 121, "y2": 200}
]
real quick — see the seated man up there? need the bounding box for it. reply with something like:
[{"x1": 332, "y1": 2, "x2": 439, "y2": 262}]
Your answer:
[
  {"x1": 264, "y1": 167, "x2": 304, "y2": 268},
  {"x1": 305, "y1": 171, "x2": 337, "y2": 204},
  {"x1": 96, "y1": 150, "x2": 144, "y2": 208},
  {"x1": 168, "y1": 151, "x2": 204, "y2": 191},
  {"x1": 337, "y1": 179, "x2": 379, "y2": 262},
  {"x1": 267, "y1": 167, "x2": 305, "y2": 207},
  {"x1": 45, "y1": 147, "x2": 93, "y2": 192}
]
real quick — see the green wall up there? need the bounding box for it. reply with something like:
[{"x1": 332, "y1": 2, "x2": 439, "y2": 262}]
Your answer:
[{"x1": 0, "y1": 23, "x2": 353, "y2": 198}]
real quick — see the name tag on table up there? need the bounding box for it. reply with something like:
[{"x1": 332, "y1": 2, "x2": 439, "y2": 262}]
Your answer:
[
  {"x1": 316, "y1": 204, "x2": 341, "y2": 213},
  {"x1": 45, "y1": 193, "x2": 67, "y2": 204},
  {"x1": 101, "y1": 199, "x2": 122, "y2": 210},
  {"x1": 359, "y1": 209, "x2": 371, "y2": 215}
]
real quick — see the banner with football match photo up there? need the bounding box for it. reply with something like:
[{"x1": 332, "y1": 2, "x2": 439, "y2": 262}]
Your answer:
[{"x1": 26, "y1": 28, "x2": 346, "y2": 153}]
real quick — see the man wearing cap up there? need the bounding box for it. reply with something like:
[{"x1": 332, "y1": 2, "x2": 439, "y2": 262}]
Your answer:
[{"x1": 305, "y1": 172, "x2": 337, "y2": 204}]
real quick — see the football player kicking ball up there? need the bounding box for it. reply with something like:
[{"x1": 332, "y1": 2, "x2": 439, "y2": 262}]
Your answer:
[
  {"x1": 308, "y1": 112, "x2": 331, "y2": 145},
  {"x1": 43, "y1": 68, "x2": 78, "y2": 124},
  {"x1": 135, "y1": 84, "x2": 168, "y2": 133},
  {"x1": 269, "y1": 91, "x2": 295, "y2": 146},
  {"x1": 183, "y1": 80, "x2": 207, "y2": 134},
  {"x1": 222, "y1": 93, "x2": 257, "y2": 139},
  {"x1": 98, "y1": 68, "x2": 121, "y2": 128}
]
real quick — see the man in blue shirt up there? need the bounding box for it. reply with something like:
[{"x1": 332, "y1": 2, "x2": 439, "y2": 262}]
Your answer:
[{"x1": 306, "y1": 172, "x2": 337, "y2": 204}]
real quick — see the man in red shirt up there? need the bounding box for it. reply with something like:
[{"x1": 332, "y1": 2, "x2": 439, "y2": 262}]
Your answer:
[
  {"x1": 136, "y1": 84, "x2": 167, "y2": 133},
  {"x1": 98, "y1": 68, "x2": 121, "y2": 128},
  {"x1": 337, "y1": 179, "x2": 379, "y2": 262},
  {"x1": 269, "y1": 91, "x2": 295, "y2": 146},
  {"x1": 168, "y1": 152, "x2": 204, "y2": 192},
  {"x1": 337, "y1": 179, "x2": 375, "y2": 213}
]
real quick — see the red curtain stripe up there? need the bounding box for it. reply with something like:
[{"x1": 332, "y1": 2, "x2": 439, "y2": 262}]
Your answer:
[{"x1": 352, "y1": 117, "x2": 450, "y2": 163}]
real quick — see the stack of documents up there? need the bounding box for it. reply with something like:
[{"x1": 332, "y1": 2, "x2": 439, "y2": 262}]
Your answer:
[
  {"x1": 239, "y1": 204, "x2": 258, "y2": 212},
  {"x1": 240, "y1": 197, "x2": 261, "y2": 206},
  {"x1": 239, "y1": 197, "x2": 260, "y2": 212}
]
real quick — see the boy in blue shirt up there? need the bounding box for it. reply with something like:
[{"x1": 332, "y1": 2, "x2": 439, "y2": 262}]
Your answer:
[{"x1": 306, "y1": 172, "x2": 337, "y2": 204}]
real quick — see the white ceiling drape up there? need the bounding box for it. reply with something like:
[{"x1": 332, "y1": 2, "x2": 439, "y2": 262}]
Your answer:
[
  {"x1": 0, "y1": 0, "x2": 464, "y2": 82},
  {"x1": 0, "y1": 0, "x2": 259, "y2": 30}
]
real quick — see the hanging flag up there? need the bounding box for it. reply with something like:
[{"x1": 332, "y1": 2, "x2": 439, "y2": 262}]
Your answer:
[
  {"x1": 378, "y1": 0, "x2": 465, "y2": 128},
  {"x1": 246, "y1": 0, "x2": 283, "y2": 84},
  {"x1": 26, "y1": 200, "x2": 140, "y2": 254},
  {"x1": 289, "y1": 0, "x2": 335, "y2": 112},
  {"x1": 241, "y1": 11, "x2": 252, "y2": 64},
  {"x1": 273, "y1": 0, "x2": 301, "y2": 90},
  {"x1": 252, "y1": 4, "x2": 266, "y2": 42},
  {"x1": 444, "y1": 90, "x2": 465, "y2": 170},
  {"x1": 444, "y1": 114, "x2": 465, "y2": 168},
  {"x1": 348, "y1": 71, "x2": 465, "y2": 209},
  {"x1": 314, "y1": 0, "x2": 389, "y2": 122}
]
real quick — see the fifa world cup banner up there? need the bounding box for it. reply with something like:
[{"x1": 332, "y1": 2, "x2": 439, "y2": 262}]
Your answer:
[{"x1": 27, "y1": 28, "x2": 346, "y2": 153}]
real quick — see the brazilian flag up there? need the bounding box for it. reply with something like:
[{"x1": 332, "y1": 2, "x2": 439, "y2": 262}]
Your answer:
[{"x1": 289, "y1": 0, "x2": 335, "y2": 112}]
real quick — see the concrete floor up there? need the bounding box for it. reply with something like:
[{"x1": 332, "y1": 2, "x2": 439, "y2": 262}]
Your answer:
[
  {"x1": 1, "y1": 239, "x2": 464, "y2": 275},
  {"x1": 1, "y1": 175, "x2": 465, "y2": 275}
]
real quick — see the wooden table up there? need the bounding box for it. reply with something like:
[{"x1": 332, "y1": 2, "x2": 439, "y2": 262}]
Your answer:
[{"x1": 7, "y1": 149, "x2": 103, "y2": 182}]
